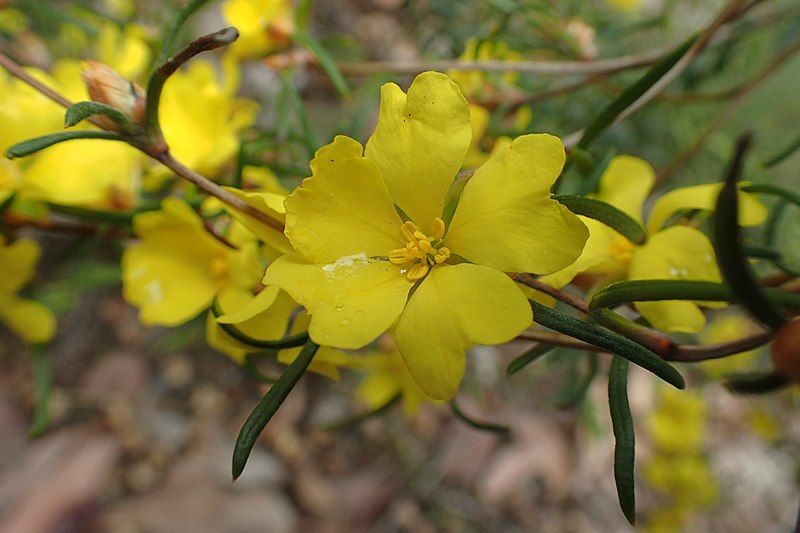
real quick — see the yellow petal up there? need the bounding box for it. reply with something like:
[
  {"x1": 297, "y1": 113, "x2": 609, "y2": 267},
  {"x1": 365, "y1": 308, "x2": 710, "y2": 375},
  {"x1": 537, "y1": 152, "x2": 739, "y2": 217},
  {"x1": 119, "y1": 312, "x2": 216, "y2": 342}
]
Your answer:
[
  {"x1": 629, "y1": 225, "x2": 721, "y2": 333},
  {"x1": 222, "y1": 187, "x2": 293, "y2": 254},
  {"x1": 277, "y1": 346, "x2": 352, "y2": 381},
  {"x1": 539, "y1": 217, "x2": 629, "y2": 288},
  {"x1": 0, "y1": 294, "x2": 56, "y2": 343},
  {"x1": 394, "y1": 264, "x2": 531, "y2": 400},
  {"x1": 0, "y1": 237, "x2": 39, "y2": 294},
  {"x1": 122, "y1": 199, "x2": 223, "y2": 326},
  {"x1": 593, "y1": 155, "x2": 655, "y2": 223},
  {"x1": 285, "y1": 136, "x2": 403, "y2": 263},
  {"x1": 647, "y1": 182, "x2": 767, "y2": 233},
  {"x1": 365, "y1": 71, "x2": 471, "y2": 228},
  {"x1": 216, "y1": 285, "x2": 280, "y2": 324},
  {"x1": 263, "y1": 254, "x2": 413, "y2": 349},
  {"x1": 445, "y1": 134, "x2": 588, "y2": 274}
]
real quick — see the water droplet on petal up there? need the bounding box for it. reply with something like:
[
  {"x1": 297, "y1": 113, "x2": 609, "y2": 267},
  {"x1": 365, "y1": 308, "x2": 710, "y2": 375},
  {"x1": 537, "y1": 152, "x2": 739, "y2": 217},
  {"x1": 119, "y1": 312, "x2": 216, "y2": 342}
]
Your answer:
[
  {"x1": 339, "y1": 318, "x2": 351, "y2": 327},
  {"x1": 334, "y1": 303, "x2": 345, "y2": 311}
]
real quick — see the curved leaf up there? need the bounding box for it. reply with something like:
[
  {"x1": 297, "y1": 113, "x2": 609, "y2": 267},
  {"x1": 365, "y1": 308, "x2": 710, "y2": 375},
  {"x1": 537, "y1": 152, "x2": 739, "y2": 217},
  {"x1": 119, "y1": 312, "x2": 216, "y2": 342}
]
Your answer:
[
  {"x1": 554, "y1": 194, "x2": 647, "y2": 244},
  {"x1": 5, "y1": 130, "x2": 123, "y2": 159},
  {"x1": 609, "y1": 356, "x2": 636, "y2": 526}
]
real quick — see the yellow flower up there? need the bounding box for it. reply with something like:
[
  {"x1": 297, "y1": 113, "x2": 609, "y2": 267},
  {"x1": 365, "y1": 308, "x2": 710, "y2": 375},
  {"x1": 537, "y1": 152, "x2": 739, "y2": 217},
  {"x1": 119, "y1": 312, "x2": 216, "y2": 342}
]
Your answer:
[
  {"x1": 122, "y1": 198, "x2": 264, "y2": 326},
  {"x1": 263, "y1": 71, "x2": 588, "y2": 400},
  {"x1": 157, "y1": 61, "x2": 258, "y2": 175},
  {"x1": 448, "y1": 38, "x2": 521, "y2": 99},
  {"x1": 0, "y1": 236, "x2": 56, "y2": 343},
  {"x1": 205, "y1": 288, "x2": 353, "y2": 379},
  {"x1": 541, "y1": 155, "x2": 767, "y2": 333},
  {"x1": 462, "y1": 104, "x2": 513, "y2": 169},
  {"x1": 94, "y1": 23, "x2": 151, "y2": 80},
  {"x1": 221, "y1": 0, "x2": 294, "y2": 59},
  {"x1": 643, "y1": 454, "x2": 718, "y2": 507},
  {"x1": 698, "y1": 312, "x2": 762, "y2": 377},
  {"x1": 647, "y1": 387, "x2": 708, "y2": 455},
  {"x1": 355, "y1": 339, "x2": 437, "y2": 417}
]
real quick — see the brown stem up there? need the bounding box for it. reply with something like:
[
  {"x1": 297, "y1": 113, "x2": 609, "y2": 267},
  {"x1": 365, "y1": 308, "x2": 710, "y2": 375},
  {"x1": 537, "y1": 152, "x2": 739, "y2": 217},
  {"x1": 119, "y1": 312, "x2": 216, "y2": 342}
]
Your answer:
[{"x1": 511, "y1": 273, "x2": 589, "y2": 314}]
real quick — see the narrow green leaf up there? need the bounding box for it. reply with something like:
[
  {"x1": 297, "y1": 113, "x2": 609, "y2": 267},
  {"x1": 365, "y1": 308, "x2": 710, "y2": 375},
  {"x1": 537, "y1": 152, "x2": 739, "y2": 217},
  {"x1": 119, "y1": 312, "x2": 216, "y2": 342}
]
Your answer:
[
  {"x1": 530, "y1": 300, "x2": 685, "y2": 389},
  {"x1": 578, "y1": 147, "x2": 616, "y2": 195},
  {"x1": 46, "y1": 202, "x2": 139, "y2": 223},
  {"x1": 742, "y1": 244, "x2": 781, "y2": 261},
  {"x1": 553, "y1": 352, "x2": 599, "y2": 409},
  {"x1": 725, "y1": 371, "x2": 788, "y2": 395},
  {"x1": 153, "y1": 0, "x2": 214, "y2": 67},
  {"x1": 568, "y1": 146, "x2": 596, "y2": 174},
  {"x1": 5, "y1": 130, "x2": 123, "y2": 159},
  {"x1": 763, "y1": 198, "x2": 787, "y2": 247},
  {"x1": 608, "y1": 356, "x2": 636, "y2": 526},
  {"x1": 589, "y1": 279, "x2": 800, "y2": 312},
  {"x1": 507, "y1": 344, "x2": 554, "y2": 374},
  {"x1": 713, "y1": 136, "x2": 786, "y2": 330},
  {"x1": 577, "y1": 34, "x2": 697, "y2": 149},
  {"x1": 211, "y1": 298, "x2": 309, "y2": 349},
  {"x1": 279, "y1": 71, "x2": 318, "y2": 158},
  {"x1": 554, "y1": 194, "x2": 647, "y2": 244},
  {"x1": 762, "y1": 130, "x2": 800, "y2": 168},
  {"x1": 741, "y1": 183, "x2": 800, "y2": 211},
  {"x1": 294, "y1": 0, "x2": 313, "y2": 29},
  {"x1": 0, "y1": 192, "x2": 15, "y2": 215},
  {"x1": 232, "y1": 340, "x2": 319, "y2": 480},
  {"x1": 64, "y1": 101, "x2": 135, "y2": 131},
  {"x1": 293, "y1": 30, "x2": 349, "y2": 96},
  {"x1": 28, "y1": 345, "x2": 52, "y2": 438},
  {"x1": 449, "y1": 400, "x2": 510, "y2": 436}
]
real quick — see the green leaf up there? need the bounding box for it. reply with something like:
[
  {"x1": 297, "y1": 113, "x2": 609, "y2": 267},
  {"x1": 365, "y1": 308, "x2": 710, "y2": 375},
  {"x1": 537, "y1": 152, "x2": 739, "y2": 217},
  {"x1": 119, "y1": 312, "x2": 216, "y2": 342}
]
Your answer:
[
  {"x1": 553, "y1": 194, "x2": 647, "y2": 245},
  {"x1": 740, "y1": 183, "x2": 800, "y2": 211},
  {"x1": 762, "y1": 129, "x2": 800, "y2": 168},
  {"x1": 232, "y1": 340, "x2": 319, "y2": 480},
  {"x1": 713, "y1": 136, "x2": 786, "y2": 330},
  {"x1": 293, "y1": 30, "x2": 349, "y2": 96},
  {"x1": 449, "y1": 400, "x2": 510, "y2": 436},
  {"x1": 530, "y1": 300, "x2": 685, "y2": 389},
  {"x1": 577, "y1": 34, "x2": 697, "y2": 149},
  {"x1": 742, "y1": 244, "x2": 781, "y2": 261},
  {"x1": 578, "y1": 147, "x2": 616, "y2": 195},
  {"x1": 64, "y1": 101, "x2": 136, "y2": 131},
  {"x1": 211, "y1": 298, "x2": 309, "y2": 349},
  {"x1": 28, "y1": 345, "x2": 52, "y2": 438},
  {"x1": 589, "y1": 279, "x2": 800, "y2": 312},
  {"x1": 279, "y1": 71, "x2": 318, "y2": 158},
  {"x1": 553, "y1": 352, "x2": 599, "y2": 409},
  {"x1": 725, "y1": 371, "x2": 788, "y2": 395},
  {"x1": 46, "y1": 202, "x2": 140, "y2": 224},
  {"x1": 5, "y1": 130, "x2": 124, "y2": 159},
  {"x1": 153, "y1": 0, "x2": 214, "y2": 67},
  {"x1": 608, "y1": 356, "x2": 636, "y2": 526},
  {"x1": 507, "y1": 344, "x2": 554, "y2": 375}
]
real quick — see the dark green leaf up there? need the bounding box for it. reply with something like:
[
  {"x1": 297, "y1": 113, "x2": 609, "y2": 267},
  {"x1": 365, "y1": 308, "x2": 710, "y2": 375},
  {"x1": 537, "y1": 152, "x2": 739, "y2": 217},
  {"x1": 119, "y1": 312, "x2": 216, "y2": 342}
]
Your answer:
[
  {"x1": 5, "y1": 130, "x2": 123, "y2": 159},
  {"x1": 725, "y1": 371, "x2": 788, "y2": 395},
  {"x1": 232, "y1": 340, "x2": 319, "y2": 480},
  {"x1": 530, "y1": 300, "x2": 685, "y2": 389},
  {"x1": 762, "y1": 130, "x2": 800, "y2": 168},
  {"x1": 589, "y1": 279, "x2": 800, "y2": 312},
  {"x1": 554, "y1": 195, "x2": 647, "y2": 244},
  {"x1": 293, "y1": 30, "x2": 349, "y2": 96},
  {"x1": 28, "y1": 345, "x2": 52, "y2": 438},
  {"x1": 608, "y1": 356, "x2": 636, "y2": 526},
  {"x1": 449, "y1": 400, "x2": 510, "y2": 436},
  {"x1": 713, "y1": 136, "x2": 786, "y2": 330},
  {"x1": 579, "y1": 147, "x2": 616, "y2": 195},
  {"x1": 577, "y1": 34, "x2": 697, "y2": 149},
  {"x1": 64, "y1": 101, "x2": 135, "y2": 131},
  {"x1": 742, "y1": 244, "x2": 781, "y2": 261},
  {"x1": 741, "y1": 183, "x2": 800, "y2": 211},
  {"x1": 507, "y1": 344, "x2": 554, "y2": 374}
]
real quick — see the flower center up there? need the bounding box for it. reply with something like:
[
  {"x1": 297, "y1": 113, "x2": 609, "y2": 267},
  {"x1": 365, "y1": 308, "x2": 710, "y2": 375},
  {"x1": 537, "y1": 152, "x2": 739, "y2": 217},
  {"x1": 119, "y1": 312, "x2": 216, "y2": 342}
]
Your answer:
[
  {"x1": 610, "y1": 235, "x2": 635, "y2": 265},
  {"x1": 388, "y1": 218, "x2": 451, "y2": 281}
]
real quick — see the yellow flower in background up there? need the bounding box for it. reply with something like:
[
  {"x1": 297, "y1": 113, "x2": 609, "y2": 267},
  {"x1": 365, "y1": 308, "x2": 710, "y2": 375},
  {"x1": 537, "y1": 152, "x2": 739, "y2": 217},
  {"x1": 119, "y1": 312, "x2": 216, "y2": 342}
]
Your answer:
[
  {"x1": 355, "y1": 345, "x2": 437, "y2": 417},
  {"x1": 540, "y1": 155, "x2": 767, "y2": 333},
  {"x1": 122, "y1": 198, "x2": 264, "y2": 326},
  {"x1": 698, "y1": 312, "x2": 762, "y2": 377},
  {"x1": 157, "y1": 61, "x2": 258, "y2": 176},
  {"x1": 606, "y1": 0, "x2": 642, "y2": 12},
  {"x1": 205, "y1": 289, "x2": 354, "y2": 379},
  {"x1": 448, "y1": 38, "x2": 521, "y2": 98},
  {"x1": 647, "y1": 387, "x2": 708, "y2": 455},
  {"x1": 264, "y1": 71, "x2": 588, "y2": 400},
  {"x1": 95, "y1": 22, "x2": 151, "y2": 80},
  {"x1": 0, "y1": 237, "x2": 56, "y2": 344},
  {"x1": 221, "y1": 0, "x2": 294, "y2": 59}
]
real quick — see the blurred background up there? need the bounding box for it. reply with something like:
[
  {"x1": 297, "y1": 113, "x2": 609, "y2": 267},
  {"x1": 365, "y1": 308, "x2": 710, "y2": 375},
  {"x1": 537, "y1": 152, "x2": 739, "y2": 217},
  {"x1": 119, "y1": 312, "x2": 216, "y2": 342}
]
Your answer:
[{"x1": 0, "y1": 0, "x2": 799, "y2": 531}]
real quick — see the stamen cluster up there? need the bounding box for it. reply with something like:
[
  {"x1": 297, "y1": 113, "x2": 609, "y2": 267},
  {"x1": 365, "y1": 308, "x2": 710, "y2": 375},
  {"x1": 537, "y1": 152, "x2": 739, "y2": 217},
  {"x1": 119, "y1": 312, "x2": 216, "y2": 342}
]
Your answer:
[{"x1": 388, "y1": 217, "x2": 451, "y2": 280}]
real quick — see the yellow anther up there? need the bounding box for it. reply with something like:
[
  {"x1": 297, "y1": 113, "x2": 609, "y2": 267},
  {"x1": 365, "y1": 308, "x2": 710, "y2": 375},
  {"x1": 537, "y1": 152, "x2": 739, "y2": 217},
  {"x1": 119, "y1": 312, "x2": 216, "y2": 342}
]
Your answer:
[
  {"x1": 418, "y1": 239, "x2": 432, "y2": 253},
  {"x1": 400, "y1": 221, "x2": 418, "y2": 241},
  {"x1": 431, "y1": 217, "x2": 445, "y2": 240},
  {"x1": 434, "y1": 247, "x2": 451, "y2": 264},
  {"x1": 406, "y1": 262, "x2": 429, "y2": 281},
  {"x1": 413, "y1": 230, "x2": 428, "y2": 241},
  {"x1": 389, "y1": 248, "x2": 410, "y2": 264}
]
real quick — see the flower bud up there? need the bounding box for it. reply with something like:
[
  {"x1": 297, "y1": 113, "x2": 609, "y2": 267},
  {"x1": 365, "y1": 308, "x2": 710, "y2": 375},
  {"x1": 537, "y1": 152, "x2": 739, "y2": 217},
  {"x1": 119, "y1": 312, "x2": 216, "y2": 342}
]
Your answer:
[
  {"x1": 81, "y1": 60, "x2": 145, "y2": 124},
  {"x1": 770, "y1": 318, "x2": 800, "y2": 382}
]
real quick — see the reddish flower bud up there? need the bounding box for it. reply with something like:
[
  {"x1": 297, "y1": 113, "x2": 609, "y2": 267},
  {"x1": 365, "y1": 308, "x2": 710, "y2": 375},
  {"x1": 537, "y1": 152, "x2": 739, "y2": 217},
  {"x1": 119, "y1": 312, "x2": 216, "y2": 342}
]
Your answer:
[{"x1": 81, "y1": 61, "x2": 145, "y2": 125}]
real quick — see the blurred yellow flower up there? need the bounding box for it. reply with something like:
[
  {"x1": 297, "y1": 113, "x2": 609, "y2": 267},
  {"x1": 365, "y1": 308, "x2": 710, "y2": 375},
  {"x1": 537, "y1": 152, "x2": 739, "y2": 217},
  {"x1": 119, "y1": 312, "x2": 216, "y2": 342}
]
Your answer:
[
  {"x1": 122, "y1": 198, "x2": 264, "y2": 326},
  {"x1": 264, "y1": 71, "x2": 588, "y2": 400},
  {"x1": 158, "y1": 61, "x2": 258, "y2": 175},
  {"x1": 647, "y1": 387, "x2": 707, "y2": 455},
  {"x1": 221, "y1": 0, "x2": 294, "y2": 59},
  {"x1": 448, "y1": 38, "x2": 521, "y2": 98},
  {"x1": 95, "y1": 22, "x2": 151, "y2": 80},
  {"x1": 698, "y1": 312, "x2": 762, "y2": 377},
  {"x1": 0, "y1": 237, "x2": 56, "y2": 344},
  {"x1": 541, "y1": 155, "x2": 767, "y2": 333}
]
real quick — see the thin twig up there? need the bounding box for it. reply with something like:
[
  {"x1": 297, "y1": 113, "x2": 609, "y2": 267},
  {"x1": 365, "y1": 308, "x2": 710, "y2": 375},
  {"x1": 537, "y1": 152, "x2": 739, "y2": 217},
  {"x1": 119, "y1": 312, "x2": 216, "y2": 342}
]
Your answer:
[
  {"x1": 655, "y1": 36, "x2": 800, "y2": 187},
  {"x1": 512, "y1": 273, "x2": 589, "y2": 314},
  {"x1": 336, "y1": 45, "x2": 671, "y2": 77}
]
